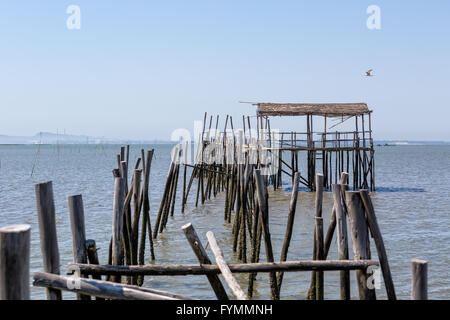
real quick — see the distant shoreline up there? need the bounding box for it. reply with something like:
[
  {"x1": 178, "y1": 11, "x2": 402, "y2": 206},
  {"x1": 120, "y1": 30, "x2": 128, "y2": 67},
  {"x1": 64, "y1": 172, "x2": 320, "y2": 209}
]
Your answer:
[{"x1": 0, "y1": 141, "x2": 449, "y2": 146}]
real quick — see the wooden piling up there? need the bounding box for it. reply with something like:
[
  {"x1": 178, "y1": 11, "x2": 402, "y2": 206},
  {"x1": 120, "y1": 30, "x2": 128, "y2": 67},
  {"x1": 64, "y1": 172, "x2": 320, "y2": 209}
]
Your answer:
[
  {"x1": 359, "y1": 190, "x2": 396, "y2": 300},
  {"x1": 277, "y1": 172, "x2": 300, "y2": 291},
  {"x1": 331, "y1": 184, "x2": 350, "y2": 300},
  {"x1": 0, "y1": 224, "x2": 30, "y2": 300},
  {"x1": 254, "y1": 169, "x2": 280, "y2": 300},
  {"x1": 315, "y1": 217, "x2": 324, "y2": 300},
  {"x1": 67, "y1": 194, "x2": 90, "y2": 300},
  {"x1": 112, "y1": 177, "x2": 125, "y2": 282},
  {"x1": 345, "y1": 191, "x2": 376, "y2": 300},
  {"x1": 411, "y1": 259, "x2": 428, "y2": 300},
  {"x1": 35, "y1": 181, "x2": 62, "y2": 300}
]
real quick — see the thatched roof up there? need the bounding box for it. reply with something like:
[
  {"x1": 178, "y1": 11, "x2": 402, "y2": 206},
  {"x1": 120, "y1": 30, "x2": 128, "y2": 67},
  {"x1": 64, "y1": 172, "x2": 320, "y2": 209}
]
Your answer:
[{"x1": 256, "y1": 103, "x2": 371, "y2": 117}]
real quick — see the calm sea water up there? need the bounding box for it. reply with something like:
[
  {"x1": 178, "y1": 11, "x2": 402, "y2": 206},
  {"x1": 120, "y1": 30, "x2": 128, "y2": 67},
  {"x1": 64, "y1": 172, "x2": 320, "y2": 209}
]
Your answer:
[{"x1": 0, "y1": 144, "x2": 449, "y2": 300}]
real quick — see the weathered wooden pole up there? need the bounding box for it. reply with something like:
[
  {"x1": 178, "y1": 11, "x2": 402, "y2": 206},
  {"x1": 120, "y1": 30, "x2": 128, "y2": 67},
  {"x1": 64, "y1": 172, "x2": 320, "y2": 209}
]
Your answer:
[
  {"x1": 182, "y1": 141, "x2": 189, "y2": 213},
  {"x1": 139, "y1": 149, "x2": 155, "y2": 268},
  {"x1": 307, "y1": 173, "x2": 324, "y2": 300},
  {"x1": 67, "y1": 194, "x2": 90, "y2": 300},
  {"x1": 345, "y1": 191, "x2": 376, "y2": 300},
  {"x1": 254, "y1": 169, "x2": 280, "y2": 300},
  {"x1": 331, "y1": 184, "x2": 350, "y2": 300},
  {"x1": 33, "y1": 272, "x2": 189, "y2": 300},
  {"x1": 112, "y1": 177, "x2": 125, "y2": 282},
  {"x1": 35, "y1": 181, "x2": 62, "y2": 300},
  {"x1": 182, "y1": 223, "x2": 229, "y2": 300},
  {"x1": 359, "y1": 190, "x2": 396, "y2": 300},
  {"x1": 73, "y1": 259, "x2": 380, "y2": 277},
  {"x1": 0, "y1": 224, "x2": 30, "y2": 300},
  {"x1": 206, "y1": 231, "x2": 248, "y2": 300},
  {"x1": 411, "y1": 259, "x2": 428, "y2": 300},
  {"x1": 277, "y1": 172, "x2": 300, "y2": 291},
  {"x1": 315, "y1": 217, "x2": 324, "y2": 300}
]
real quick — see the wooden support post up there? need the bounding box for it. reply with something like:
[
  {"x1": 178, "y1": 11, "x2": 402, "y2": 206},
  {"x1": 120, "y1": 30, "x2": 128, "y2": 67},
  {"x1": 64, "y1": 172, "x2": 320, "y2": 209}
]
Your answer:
[
  {"x1": 359, "y1": 190, "x2": 396, "y2": 300},
  {"x1": 411, "y1": 259, "x2": 428, "y2": 300},
  {"x1": 67, "y1": 194, "x2": 90, "y2": 300},
  {"x1": 206, "y1": 231, "x2": 248, "y2": 300},
  {"x1": 73, "y1": 259, "x2": 380, "y2": 277},
  {"x1": 254, "y1": 169, "x2": 280, "y2": 300},
  {"x1": 35, "y1": 181, "x2": 62, "y2": 300},
  {"x1": 331, "y1": 184, "x2": 350, "y2": 300},
  {"x1": 322, "y1": 172, "x2": 347, "y2": 261},
  {"x1": 140, "y1": 149, "x2": 155, "y2": 265},
  {"x1": 307, "y1": 173, "x2": 324, "y2": 299},
  {"x1": 0, "y1": 224, "x2": 31, "y2": 300},
  {"x1": 181, "y1": 223, "x2": 229, "y2": 300},
  {"x1": 315, "y1": 217, "x2": 324, "y2": 300},
  {"x1": 112, "y1": 177, "x2": 125, "y2": 283},
  {"x1": 345, "y1": 191, "x2": 376, "y2": 300},
  {"x1": 277, "y1": 172, "x2": 299, "y2": 291}
]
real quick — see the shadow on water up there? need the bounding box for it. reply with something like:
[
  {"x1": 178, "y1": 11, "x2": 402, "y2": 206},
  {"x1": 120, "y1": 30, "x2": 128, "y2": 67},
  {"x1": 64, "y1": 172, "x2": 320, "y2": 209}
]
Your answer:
[
  {"x1": 370, "y1": 186, "x2": 426, "y2": 193},
  {"x1": 284, "y1": 186, "x2": 426, "y2": 193}
]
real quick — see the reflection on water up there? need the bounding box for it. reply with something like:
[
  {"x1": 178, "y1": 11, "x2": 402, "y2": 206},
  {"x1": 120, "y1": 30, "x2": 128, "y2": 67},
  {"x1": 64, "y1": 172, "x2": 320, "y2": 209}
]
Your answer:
[{"x1": 0, "y1": 144, "x2": 449, "y2": 299}]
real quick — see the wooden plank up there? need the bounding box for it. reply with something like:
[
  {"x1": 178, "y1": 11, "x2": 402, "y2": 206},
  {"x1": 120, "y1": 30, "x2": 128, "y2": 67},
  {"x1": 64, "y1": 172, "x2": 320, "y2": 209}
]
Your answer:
[
  {"x1": 0, "y1": 224, "x2": 31, "y2": 300},
  {"x1": 32, "y1": 272, "x2": 192, "y2": 300},
  {"x1": 35, "y1": 181, "x2": 62, "y2": 300},
  {"x1": 206, "y1": 231, "x2": 248, "y2": 300},
  {"x1": 181, "y1": 223, "x2": 229, "y2": 300},
  {"x1": 359, "y1": 190, "x2": 396, "y2": 300},
  {"x1": 72, "y1": 259, "x2": 380, "y2": 276}
]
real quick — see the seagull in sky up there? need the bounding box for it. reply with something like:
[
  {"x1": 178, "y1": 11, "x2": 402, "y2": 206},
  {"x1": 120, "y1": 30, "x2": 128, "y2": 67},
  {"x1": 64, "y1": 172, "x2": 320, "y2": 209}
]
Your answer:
[{"x1": 365, "y1": 69, "x2": 374, "y2": 77}]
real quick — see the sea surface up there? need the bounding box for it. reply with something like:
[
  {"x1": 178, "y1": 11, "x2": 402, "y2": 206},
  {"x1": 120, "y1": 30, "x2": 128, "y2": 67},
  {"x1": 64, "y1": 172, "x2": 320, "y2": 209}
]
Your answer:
[{"x1": 0, "y1": 144, "x2": 449, "y2": 300}]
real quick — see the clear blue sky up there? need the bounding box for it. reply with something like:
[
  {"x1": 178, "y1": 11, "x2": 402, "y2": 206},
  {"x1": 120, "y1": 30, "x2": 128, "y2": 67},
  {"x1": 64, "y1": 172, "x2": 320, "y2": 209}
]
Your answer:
[{"x1": 0, "y1": 1, "x2": 449, "y2": 140}]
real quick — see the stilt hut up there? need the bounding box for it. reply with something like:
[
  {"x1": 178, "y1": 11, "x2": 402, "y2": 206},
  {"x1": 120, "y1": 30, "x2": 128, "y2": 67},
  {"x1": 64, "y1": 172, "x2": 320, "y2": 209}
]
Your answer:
[{"x1": 254, "y1": 102, "x2": 375, "y2": 191}]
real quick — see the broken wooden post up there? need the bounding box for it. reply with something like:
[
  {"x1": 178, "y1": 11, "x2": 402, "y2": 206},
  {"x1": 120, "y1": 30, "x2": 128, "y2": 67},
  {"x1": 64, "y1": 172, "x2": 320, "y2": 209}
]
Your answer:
[
  {"x1": 0, "y1": 224, "x2": 31, "y2": 300},
  {"x1": 35, "y1": 181, "x2": 62, "y2": 300},
  {"x1": 411, "y1": 259, "x2": 428, "y2": 300},
  {"x1": 181, "y1": 223, "x2": 229, "y2": 300},
  {"x1": 206, "y1": 231, "x2": 248, "y2": 300}
]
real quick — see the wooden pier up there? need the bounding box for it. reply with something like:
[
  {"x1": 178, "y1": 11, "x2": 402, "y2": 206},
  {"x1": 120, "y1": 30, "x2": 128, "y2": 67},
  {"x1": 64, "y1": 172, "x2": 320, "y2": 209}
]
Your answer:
[{"x1": 0, "y1": 104, "x2": 428, "y2": 300}]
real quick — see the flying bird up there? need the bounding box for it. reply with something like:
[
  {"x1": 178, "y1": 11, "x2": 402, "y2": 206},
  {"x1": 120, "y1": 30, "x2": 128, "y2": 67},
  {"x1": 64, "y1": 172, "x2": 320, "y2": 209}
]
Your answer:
[{"x1": 365, "y1": 69, "x2": 374, "y2": 77}]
